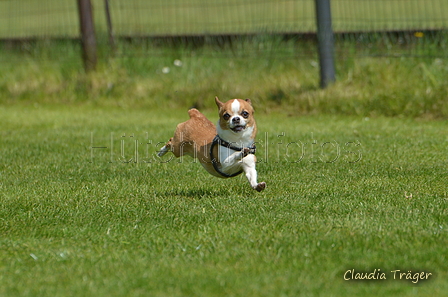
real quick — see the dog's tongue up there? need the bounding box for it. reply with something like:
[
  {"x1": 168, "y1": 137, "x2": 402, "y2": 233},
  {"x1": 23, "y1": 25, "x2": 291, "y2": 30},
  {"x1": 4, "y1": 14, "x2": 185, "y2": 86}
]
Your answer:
[{"x1": 233, "y1": 126, "x2": 244, "y2": 132}]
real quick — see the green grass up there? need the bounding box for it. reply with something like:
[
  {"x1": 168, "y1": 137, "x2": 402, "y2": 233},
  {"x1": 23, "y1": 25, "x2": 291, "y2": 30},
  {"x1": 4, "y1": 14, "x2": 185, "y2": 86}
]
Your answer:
[
  {"x1": 1, "y1": 0, "x2": 447, "y2": 38},
  {"x1": 0, "y1": 22, "x2": 447, "y2": 296},
  {"x1": 1, "y1": 38, "x2": 447, "y2": 118},
  {"x1": 1, "y1": 105, "x2": 447, "y2": 296}
]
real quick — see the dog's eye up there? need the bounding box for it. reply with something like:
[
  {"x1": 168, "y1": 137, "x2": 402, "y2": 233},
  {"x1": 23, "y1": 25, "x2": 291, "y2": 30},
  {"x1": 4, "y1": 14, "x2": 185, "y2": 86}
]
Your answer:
[
  {"x1": 241, "y1": 111, "x2": 249, "y2": 118},
  {"x1": 223, "y1": 113, "x2": 231, "y2": 120}
]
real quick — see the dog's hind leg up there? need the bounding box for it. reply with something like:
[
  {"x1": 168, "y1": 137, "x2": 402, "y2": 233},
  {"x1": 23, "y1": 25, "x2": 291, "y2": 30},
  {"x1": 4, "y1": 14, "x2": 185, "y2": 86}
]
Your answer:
[{"x1": 157, "y1": 138, "x2": 173, "y2": 157}]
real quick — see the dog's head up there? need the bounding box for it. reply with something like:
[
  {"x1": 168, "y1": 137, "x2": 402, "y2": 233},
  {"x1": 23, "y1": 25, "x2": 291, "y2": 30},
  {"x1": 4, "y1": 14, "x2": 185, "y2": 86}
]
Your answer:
[
  {"x1": 215, "y1": 96, "x2": 257, "y2": 143},
  {"x1": 215, "y1": 96, "x2": 256, "y2": 133}
]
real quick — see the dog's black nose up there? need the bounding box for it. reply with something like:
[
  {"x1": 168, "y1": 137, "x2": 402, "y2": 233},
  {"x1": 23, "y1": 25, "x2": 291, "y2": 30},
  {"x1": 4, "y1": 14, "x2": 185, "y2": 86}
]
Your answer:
[{"x1": 232, "y1": 117, "x2": 240, "y2": 124}]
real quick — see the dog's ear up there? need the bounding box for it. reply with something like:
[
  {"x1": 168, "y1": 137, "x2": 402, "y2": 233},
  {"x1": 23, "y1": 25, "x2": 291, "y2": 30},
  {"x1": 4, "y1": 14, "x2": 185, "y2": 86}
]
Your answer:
[
  {"x1": 245, "y1": 98, "x2": 252, "y2": 105},
  {"x1": 215, "y1": 96, "x2": 224, "y2": 109}
]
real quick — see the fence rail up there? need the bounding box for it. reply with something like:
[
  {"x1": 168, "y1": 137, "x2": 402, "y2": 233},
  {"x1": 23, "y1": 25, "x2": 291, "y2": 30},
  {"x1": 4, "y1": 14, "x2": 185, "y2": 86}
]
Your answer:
[
  {"x1": 1, "y1": 0, "x2": 447, "y2": 77},
  {"x1": 1, "y1": 0, "x2": 447, "y2": 39}
]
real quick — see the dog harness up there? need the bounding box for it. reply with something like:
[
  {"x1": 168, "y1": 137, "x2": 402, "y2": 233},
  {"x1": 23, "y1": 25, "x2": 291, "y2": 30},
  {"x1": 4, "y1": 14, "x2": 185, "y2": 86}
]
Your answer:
[{"x1": 209, "y1": 135, "x2": 256, "y2": 178}]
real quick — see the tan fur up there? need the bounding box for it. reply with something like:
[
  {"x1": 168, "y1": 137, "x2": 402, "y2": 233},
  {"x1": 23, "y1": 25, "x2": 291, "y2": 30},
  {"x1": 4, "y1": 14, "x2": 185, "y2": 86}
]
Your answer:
[{"x1": 161, "y1": 108, "x2": 223, "y2": 177}]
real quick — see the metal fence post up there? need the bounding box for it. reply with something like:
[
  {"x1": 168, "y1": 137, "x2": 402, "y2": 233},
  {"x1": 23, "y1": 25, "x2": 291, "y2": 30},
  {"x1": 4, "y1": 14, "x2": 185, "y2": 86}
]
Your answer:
[
  {"x1": 77, "y1": 0, "x2": 97, "y2": 72},
  {"x1": 105, "y1": 0, "x2": 116, "y2": 52},
  {"x1": 315, "y1": 0, "x2": 336, "y2": 88}
]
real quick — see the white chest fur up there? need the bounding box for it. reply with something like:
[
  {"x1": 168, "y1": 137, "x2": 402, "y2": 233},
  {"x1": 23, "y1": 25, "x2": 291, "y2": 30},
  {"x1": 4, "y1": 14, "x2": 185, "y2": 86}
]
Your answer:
[{"x1": 216, "y1": 124, "x2": 255, "y2": 149}]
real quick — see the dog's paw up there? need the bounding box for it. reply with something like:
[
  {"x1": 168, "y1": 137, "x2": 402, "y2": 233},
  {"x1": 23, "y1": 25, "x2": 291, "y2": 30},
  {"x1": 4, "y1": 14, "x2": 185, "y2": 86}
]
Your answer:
[
  {"x1": 241, "y1": 147, "x2": 250, "y2": 157},
  {"x1": 255, "y1": 182, "x2": 266, "y2": 192}
]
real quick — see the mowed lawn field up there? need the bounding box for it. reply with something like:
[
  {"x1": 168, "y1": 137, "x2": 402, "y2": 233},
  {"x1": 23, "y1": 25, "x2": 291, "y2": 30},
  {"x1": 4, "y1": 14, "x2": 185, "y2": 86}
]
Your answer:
[{"x1": 1, "y1": 104, "x2": 447, "y2": 296}]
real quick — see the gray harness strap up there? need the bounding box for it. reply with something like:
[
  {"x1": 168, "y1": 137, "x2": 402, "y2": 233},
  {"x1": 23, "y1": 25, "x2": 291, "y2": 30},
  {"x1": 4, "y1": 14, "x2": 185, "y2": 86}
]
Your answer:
[{"x1": 209, "y1": 135, "x2": 256, "y2": 178}]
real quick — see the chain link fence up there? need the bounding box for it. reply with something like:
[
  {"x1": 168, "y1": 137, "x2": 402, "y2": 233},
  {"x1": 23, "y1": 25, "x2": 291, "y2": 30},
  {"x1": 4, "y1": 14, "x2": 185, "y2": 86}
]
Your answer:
[{"x1": 1, "y1": 0, "x2": 447, "y2": 57}]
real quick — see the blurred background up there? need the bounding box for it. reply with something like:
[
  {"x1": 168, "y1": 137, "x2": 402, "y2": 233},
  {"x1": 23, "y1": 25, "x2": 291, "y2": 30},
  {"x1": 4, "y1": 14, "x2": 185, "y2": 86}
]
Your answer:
[{"x1": 0, "y1": 0, "x2": 447, "y2": 116}]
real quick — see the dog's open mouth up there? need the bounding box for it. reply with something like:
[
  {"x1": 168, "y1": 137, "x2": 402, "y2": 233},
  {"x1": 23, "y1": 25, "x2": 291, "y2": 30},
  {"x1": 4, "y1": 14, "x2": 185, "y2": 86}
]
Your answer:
[{"x1": 231, "y1": 125, "x2": 246, "y2": 132}]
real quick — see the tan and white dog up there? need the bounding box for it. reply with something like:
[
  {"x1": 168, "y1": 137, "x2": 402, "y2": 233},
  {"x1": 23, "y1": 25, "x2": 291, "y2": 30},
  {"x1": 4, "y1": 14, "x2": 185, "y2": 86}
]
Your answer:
[{"x1": 158, "y1": 96, "x2": 266, "y2": 192}]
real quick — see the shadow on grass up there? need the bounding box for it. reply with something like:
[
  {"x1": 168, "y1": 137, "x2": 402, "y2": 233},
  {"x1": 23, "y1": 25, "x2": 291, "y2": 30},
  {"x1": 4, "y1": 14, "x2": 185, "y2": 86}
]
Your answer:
[
  {"x1": 157, "y1": 187, "x2": 232, "y2": 199},
  {"x1": 267, "y1": 84, "x2": 318, "y2": 105}
]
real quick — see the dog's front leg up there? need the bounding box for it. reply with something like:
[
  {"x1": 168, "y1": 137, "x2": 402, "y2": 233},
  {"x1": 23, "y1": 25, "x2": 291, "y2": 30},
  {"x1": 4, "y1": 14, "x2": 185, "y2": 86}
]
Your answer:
[
  {"x1": 219, "y1": 149, "x2": 246, "y2": 173},
  {"x1": 241, "y1": 154, "x2": 266, "y2": 192}
]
